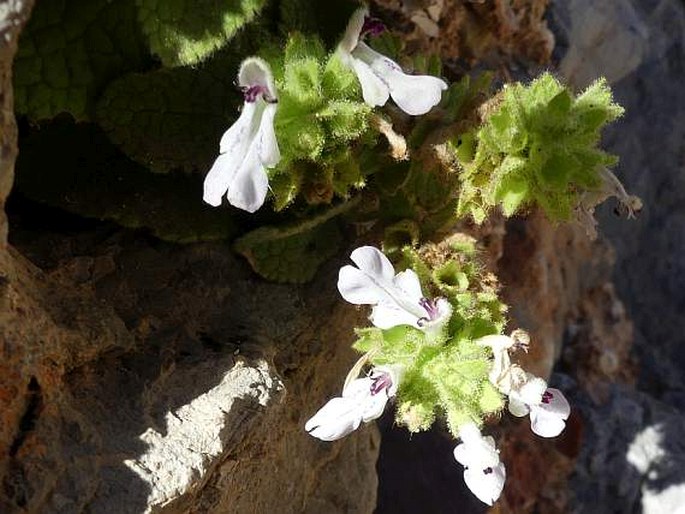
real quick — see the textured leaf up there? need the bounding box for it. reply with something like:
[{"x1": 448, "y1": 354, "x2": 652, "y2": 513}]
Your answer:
[
  {"x1": 14, "y1": 0, "x2": 149, "y2": 121},
  {"x1": 96, "y1": 59, "x2": 241, "y2": 174},
  {"x1": 233, "y1": 200, "x2": 358, "y2": 283},
  {"x1": 263, "y1": 34, "x2": 372, "y2": 209},
  {"x1": 15, "y1": 120, "x2": 238, "y2": 243},
  {"x1": 279, "y1": 0, "x2": 357, "y2": 47},
  {"x1": 135, "y1": 0, "x2": 268, "y2": 66},
  {"x1": 458, "y1": 72, "x2": 624, "y2": 223}
]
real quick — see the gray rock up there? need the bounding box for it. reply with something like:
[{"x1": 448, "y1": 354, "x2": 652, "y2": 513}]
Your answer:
[
  {"x1": 560, "y1": 376, "x2": 685, "y2": 514},
  {"x1": 551, "y1": 0, "x2": 685, "y2": 400}
]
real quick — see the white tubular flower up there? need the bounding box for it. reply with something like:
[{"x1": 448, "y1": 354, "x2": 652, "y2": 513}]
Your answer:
[
  {"x1": 337, "y1": 246, "x2": 452, "y2": 332},
  {"x1": 453, "y1": 423, "x2": 506, "y2": 506},
  {"x1": 476, "y1": 332, "x2": 528, "y2": 395},
  {"x1": 338, "y1": 7, "x2": 448, "y2": 116},
  {"x1": 305, "y1": 366, "x2": 399, "y2": 441},
  {"x1": 508, "y1": 375, "x2": 571, "y2": 438},
  {"x1": 203, "y1": 57, "x2": 280, "y2": 213}
]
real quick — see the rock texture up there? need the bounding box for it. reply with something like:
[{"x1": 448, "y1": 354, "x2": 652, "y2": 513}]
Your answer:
[
  {"x1": 549, "y1": 0, "x2": 685, "y2": 512},
  {"x1": 2, "y1": 205, "x2": 381, "y2": 513}
]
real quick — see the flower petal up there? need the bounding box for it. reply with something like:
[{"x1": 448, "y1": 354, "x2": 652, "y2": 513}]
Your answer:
[
  {"x1": 219, "y1": 101, "x2": 259, "y2": 154},
  {"x1": 433, "y1": 298, "x2": 453, "y2": 325},
  {"x1": 370, "y1": 301, "x2": 420, "y2": 329},
  {"x1": 337, "y1": 246, "x2": 400, "y2": 305},
  {"x1": 388, "y1": 72, "x2": 447, "y2": 116},
  {"x1": 392, "y1": 269, "x2": 424, "y2": 302},
  {"x1": 542, "y1": 388, "x2": 571, "y2": 418},
  {"x1": 360, "y1": 392, "x2": 389, "y2": 422},
  {"x1": 350, "y1": 246, "x2": 396, "y2": 281},
  {"x1": 530, "y1": 408, "x2": 567, "y2": 438},
  {"x1": 226, "y1": 143, "x2": 269, "y2": 213},
  {"x1": 351, "y1": 57, "x2": 390, "y2": 107},
  {"x1": 257, "y1": 103, "x2": 280, "y2": 167},
  {"x1": 204, "y1": 104, "x2": 256, "y2": 207},
  {"x1": 463, "y1": 462, "x2": 506, "y2": 506},
  {"x1": 337, "y1": 265, "x2": 389, "y2": 305},
  {"x1": 203, "y1": 152, "x2": 241, "y2": 207},
  {"x1": 518, "y1": 376, "x2": 547, "y2": 405},
  {"x1": 238, "y1": 57, "x2": 277, "y2": 99},
  {"x1": 339, "y1": 6, "x2": 368, "y2": 54},
  {"x1": 454, "y1": 424, "x2": 501, "y2": 470},
  {"x1": 529, "y1": 388, "x2": 570, "y2": 438},
  {"x1": 476, "y1": 334, "x2": 516, "y2": 353},
  {"x1": 508, "y1": 396, "x2": 530, "y2": 417},
  {"x1": 305, "y1": 397, "x2": 363, "y2": 441},
  {"x1": 352, "y1": 42, "x2": 447, "y2": 115},
  {"x1": 342, "y1": 376, "x2": 373, "y2": 399}
]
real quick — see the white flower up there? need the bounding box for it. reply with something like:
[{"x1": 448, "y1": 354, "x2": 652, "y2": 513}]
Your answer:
[
  {"x1": 477, "y1": 333, "x2": 571, "y2": 437},
  {"x1": 338, "y1": 7, "x2": 448, "y2": 116},
  {"x1": 476, "y1": 334, "x2": 515, "y2": 390},
  {"x1": 337, "y1": 246, "x2": 452, "y2": 332},
  {"x1": 453, "y1": 423, "x2": 506, "y2": 506},
  {"x1": 305, "y1": 366, "x2": 399, "y2": 441},
  {"x1": 508, "y1": 376, "x2": 571, "y2": 438},
  {"x1": 476, "y1": 331, "x2": 529, "y2": 395},
  {"x1": 203, "y1": 57, "x2": 280, "y2": 213}
]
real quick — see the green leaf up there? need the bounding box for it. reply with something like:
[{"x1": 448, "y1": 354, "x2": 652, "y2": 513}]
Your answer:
[
  {"x1": 279, "y1": 0, "x2": 357, "y2": 47},
  {"x1": 96, "y1": 61, "x2": 240, "y2": 174},
  {"x1": 459, "y1": 72, "x2": 624, "y2": 223},
  {"x1": 15, "y1": 120, "x2": 238, "y2": 243},
  {"x1": 233, "y1": 200, "x2": 358, "y2": 283},
  {"x1": 14, "y1": 0, "x2": 149, "y2": 121},
  {"x1": 135, "y1": 0, "x2": 268, "y2": 67},
  {"x1": 352, "y1": 327, "x2": 384, "y2": 354}
]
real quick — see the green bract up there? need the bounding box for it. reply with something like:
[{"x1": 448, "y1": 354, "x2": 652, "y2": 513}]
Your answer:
[
  {"x1": 353, "y1": 236, "x2": 507, "y2": 437},
  {"x1": 456, "y1": 73, "x2": 624, "y2": 222},
  {"x1": 264, "y1": 35, "x2": 374, "y2": 210}
]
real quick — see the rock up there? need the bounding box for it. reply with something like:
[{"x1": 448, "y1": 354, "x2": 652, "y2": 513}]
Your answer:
[
  {"x1": 549, "y1": 1, "x2": 685, "y2": 511},
  {"x1": 1, "y1": 218, "x2": 380, "y2": 513},
  {"x1": 0, "y1": 0, "x2": 34, "y2": 243},
  {"x1": 560, "y1": 376, "x2": 685, "y2": 514}
]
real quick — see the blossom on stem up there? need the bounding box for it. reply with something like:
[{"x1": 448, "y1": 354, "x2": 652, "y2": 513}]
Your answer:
[
  {"x1": 305, "y1": 366, "x2": 399, "y2": 441},
  {"x1": 508, "y1": 376, "x2": 571, "y2": 438},
  {"x1": 476, "y1": 330, "x2": 529, "y2": 395},
  {"x1": 477, "y1": 332, "x2": 571, "y2": 437},
  {"x1": 337, "y1": 246, "x2": 452, "y2": 332},
  {"x1": 203, "y1": 57, "x2": 280, "y2": 213},
  {"x1": 338, "y1": 7, "x2": 448, "y2": 116},
  {"x1": 453, "y1": 423, "x2": 506, "y2": 506}
]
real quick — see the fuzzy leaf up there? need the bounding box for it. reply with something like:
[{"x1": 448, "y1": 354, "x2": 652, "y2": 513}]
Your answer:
[
  {"x1": 279, "y1": 0, "x2": 362, "y2": 47},
  {"x1": 15, "y1": 120, "x2": 238, "y2": 243},
  {"x1": 135, "y1": 0, "x2": 268, "y2": 66},
  {"x1": 233, "y1": 201, "x2": 357, "y2": 283},
  {"x1": 14, "y1": 0, "x2": 149, "y2": 121},
  {"x1": 96, "y1": 63, "x2": 240, "y2": 174},
  {"x1": 458, "y1": 72, "x2": 624, "y2": 223}
]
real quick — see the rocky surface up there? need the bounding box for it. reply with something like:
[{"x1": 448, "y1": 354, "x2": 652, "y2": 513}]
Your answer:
[
  {"x1": 2, "y1": 202, "x2": 381, "y2": 514},
  {"x1": 549, "y1": 0, "x2": 685, "y2": 512}
]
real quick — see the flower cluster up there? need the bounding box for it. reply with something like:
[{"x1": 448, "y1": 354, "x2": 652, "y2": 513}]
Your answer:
[
  {"x1": 305, "y1": 246, "x2": 571, "y2": 507},
  {"x1": 203, "y1": 7, "x2": 447, "y2": 213}
]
